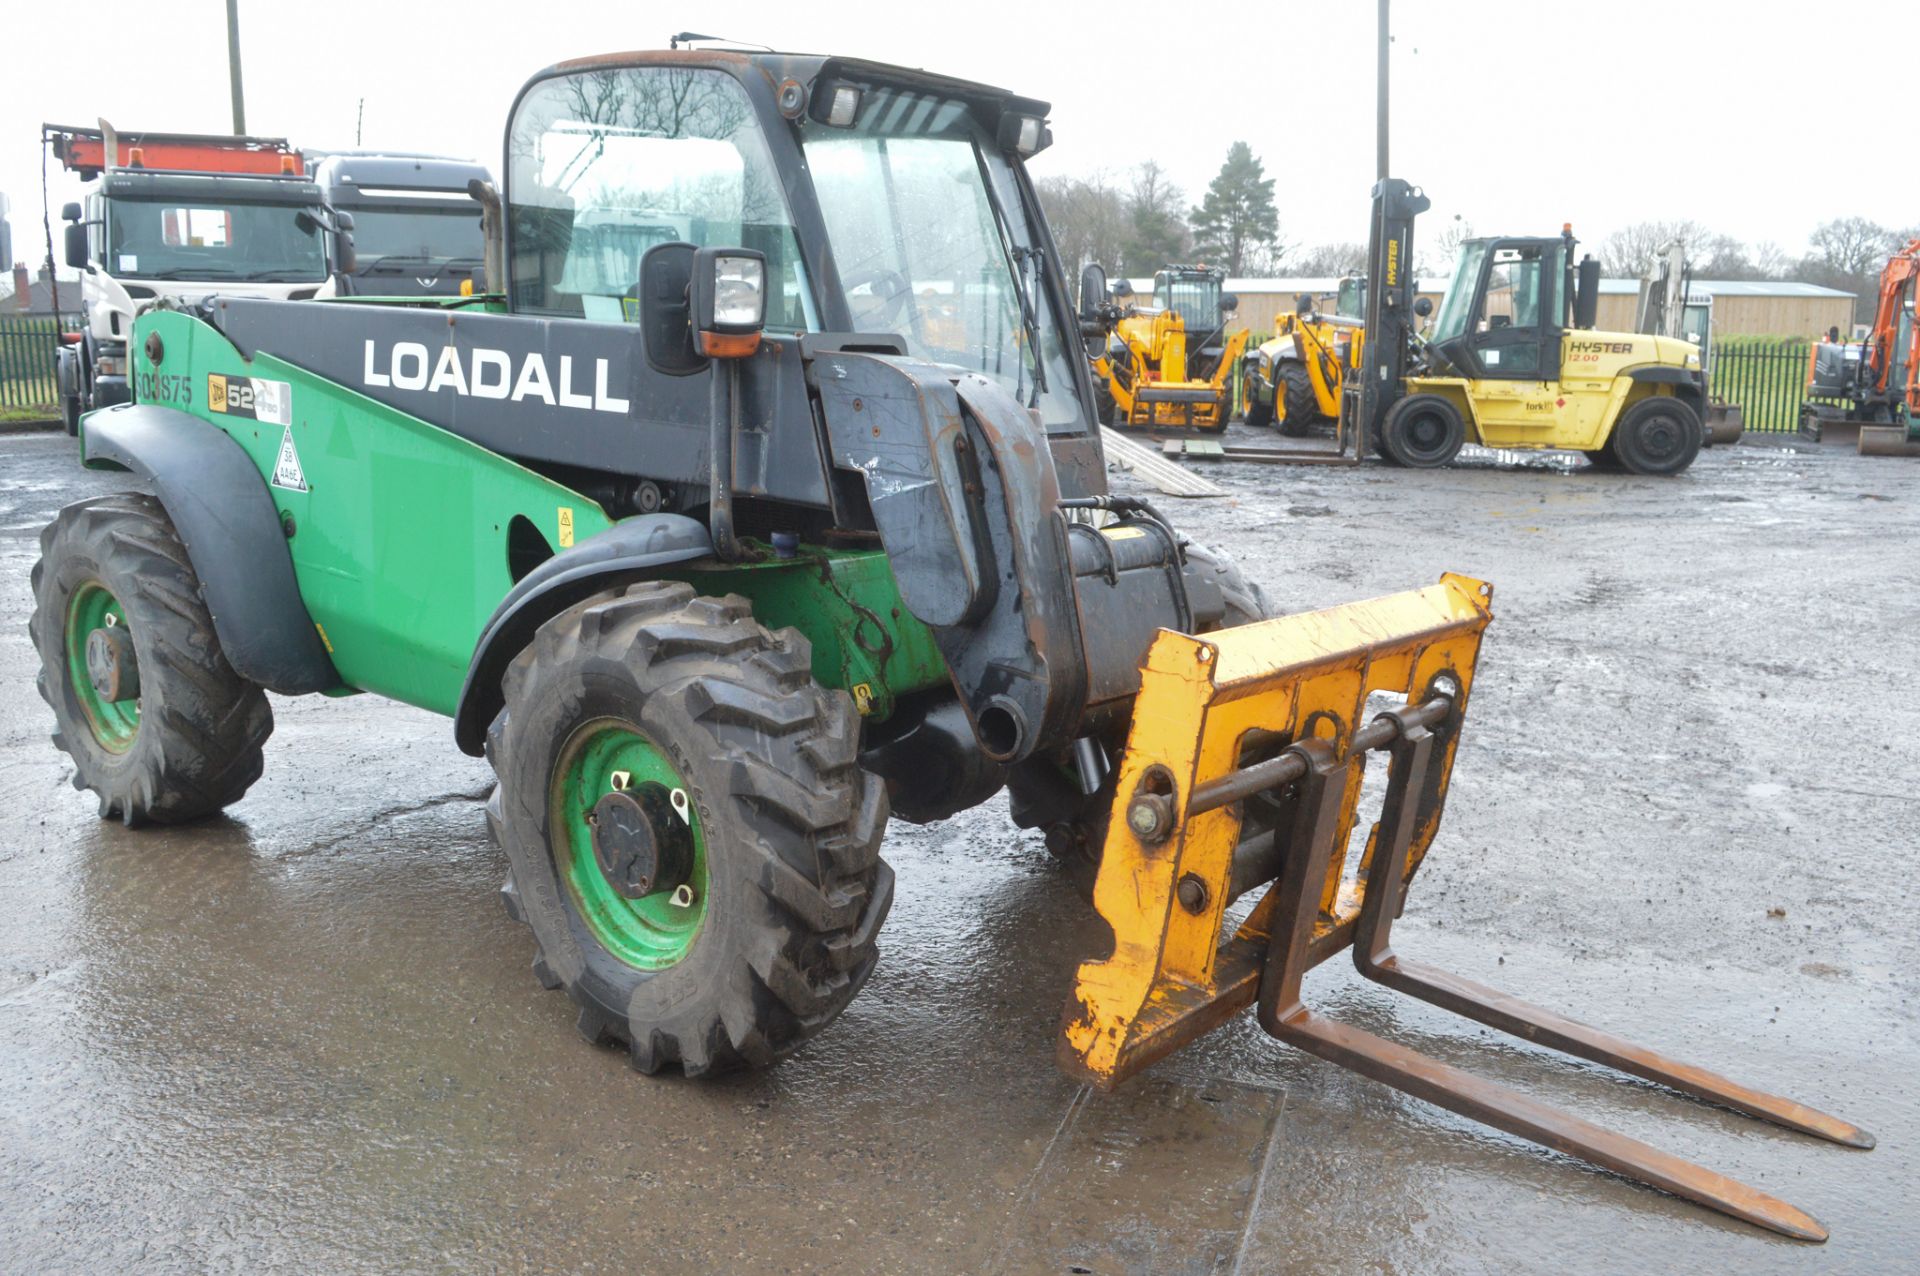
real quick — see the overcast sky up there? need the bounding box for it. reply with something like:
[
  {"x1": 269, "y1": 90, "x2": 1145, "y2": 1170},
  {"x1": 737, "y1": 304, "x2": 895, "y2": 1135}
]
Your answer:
[{"x1": 5, "y1": 0, "x2": 1915, "y2": 278}]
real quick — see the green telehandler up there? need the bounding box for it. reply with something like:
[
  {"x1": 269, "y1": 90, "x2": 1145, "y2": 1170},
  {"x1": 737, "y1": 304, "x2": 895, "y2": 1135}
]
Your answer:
[{"x1": 31, "y1": 45, "x2": 1867, "y2": 1240}]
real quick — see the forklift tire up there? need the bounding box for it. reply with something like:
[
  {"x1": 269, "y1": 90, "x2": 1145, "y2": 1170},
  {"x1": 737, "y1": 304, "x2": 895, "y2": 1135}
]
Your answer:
[
  {"x1": 1277, "y1": 363, "x2": 1319, "y2": 437},
  {"x1": 1609, "y1": 397, "x2": 1703, "y2": 476},
  {"x1": 487, "y1": 581, "x2": 892, "y2": 1077},
  {"x1": 31, "y1": 493, "x2": 274, "y2": 825},
  {"x1": 1379, "y1": 393, "x2": 1466, "y2": 468},
  {"x1": 1010, "y1": 541, "x2": 1271, "y2": 898}
]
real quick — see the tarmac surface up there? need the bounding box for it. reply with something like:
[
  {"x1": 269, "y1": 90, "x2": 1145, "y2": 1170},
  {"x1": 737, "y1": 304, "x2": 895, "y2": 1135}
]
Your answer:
[{"x1": 1, "y1": 426, "x2": 1915, "y2": 1274}]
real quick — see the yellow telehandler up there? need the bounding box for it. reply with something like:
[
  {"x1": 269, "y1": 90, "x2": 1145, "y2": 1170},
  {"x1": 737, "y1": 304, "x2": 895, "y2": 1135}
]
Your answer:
[
  {"x1": 1090, "y1": 265, "x2": 1248, "y2": 429},
  {"x1": 1243, "y1": 285, "x2": 1364, "y2": 435}
]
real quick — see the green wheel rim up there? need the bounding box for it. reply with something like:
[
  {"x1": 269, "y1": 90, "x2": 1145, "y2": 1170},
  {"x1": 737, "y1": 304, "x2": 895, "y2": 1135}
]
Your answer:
[
  {"x1": 550, "y1": 719, "x2": 708, "y2": 969},
  {"x1": 65, "y1": 581, "x2": 139, "y2": 753}
]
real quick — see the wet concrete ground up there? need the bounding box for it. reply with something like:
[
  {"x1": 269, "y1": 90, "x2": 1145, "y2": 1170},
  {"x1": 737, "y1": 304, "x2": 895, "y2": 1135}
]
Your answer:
[{"x1": 1, "y1": 427, "x2": 1915, "y2": 1274}]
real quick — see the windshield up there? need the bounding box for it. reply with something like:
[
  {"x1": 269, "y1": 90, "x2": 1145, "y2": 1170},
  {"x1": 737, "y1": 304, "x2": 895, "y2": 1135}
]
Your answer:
[
  {"x1": 1155, "y1": 273, "x2": 1222, "y2": 332},
  {"x1": 507, "y1": 66, "x2": 817, "y2": 329},
  {"x1": 103, "y1": 196, "x2": 328, "y2": 282},
  {"x1": 1430, "y1": 242, "x2": 1486, "y2": 344},
  {"x1": 1336, "y1": 277, "x2": 1364, "y2": 320},
  {"x1": 802, "y1": 87, "x2": 1086, "y2": 431},
  {"x1": 344, "y1": 204, "x2": 484, "y2": 269}
]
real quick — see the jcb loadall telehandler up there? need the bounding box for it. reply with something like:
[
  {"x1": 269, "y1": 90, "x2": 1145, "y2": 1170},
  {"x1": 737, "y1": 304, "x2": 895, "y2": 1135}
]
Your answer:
[
  {"x1": 1089, "y1": 265, "x2": 1247, "y2": 429},
  {"x1": 34, "y1": 49, "x2": 1866, "y2": 1240}
]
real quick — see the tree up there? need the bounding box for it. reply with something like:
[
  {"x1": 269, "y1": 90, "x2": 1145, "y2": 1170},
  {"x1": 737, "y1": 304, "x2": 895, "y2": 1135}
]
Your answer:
[
  {"x1": 1598, "y1": 219, "x2": 1709, "y2": 278},
  {"x1": 1420, "y1": 216, "x2": 1475, "y2": 277},
  {"x1": 1034, "y1": 172, "x2": 1127, "y2": 282},
  {"x1": 1289, "y1": 242, "x2": 1368, "y2": 276},
  {"x1": 1807, "y1": 216, "x2": 1895, "y2": 276},
  {"x1": 1118, "y1": 161, "x2": 1190, "y2": 275},
  {"x1": 1188, "y1": 143, "x2": 1280, "y2": 276}
]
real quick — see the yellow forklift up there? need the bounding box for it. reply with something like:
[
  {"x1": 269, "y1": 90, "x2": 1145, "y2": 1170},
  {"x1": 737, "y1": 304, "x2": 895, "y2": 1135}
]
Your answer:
[
  {"x1": 1347, "y1": 184, "x2": 1710, "y2": 475},
  {"x1": 1090, "y1": 265, "x2": 1247, "y2": 430}
]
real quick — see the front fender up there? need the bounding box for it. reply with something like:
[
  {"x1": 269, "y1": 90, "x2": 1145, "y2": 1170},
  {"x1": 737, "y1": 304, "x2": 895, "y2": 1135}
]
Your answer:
[
  {"x1": 79, "y1": 402, "x2": 340, "y2": 695},
  {"x1": 1626, "y1": 365, "x2": 1707, "y2": 415},
  {"x1": 451, "y1": 513, "x2": 713, "y2": 755}
]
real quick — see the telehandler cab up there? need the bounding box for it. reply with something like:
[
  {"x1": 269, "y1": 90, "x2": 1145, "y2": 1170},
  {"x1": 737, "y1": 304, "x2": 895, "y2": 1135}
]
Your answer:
[{"x1": 33, "y1": 48, "x2": 1866, "y2": 1240}]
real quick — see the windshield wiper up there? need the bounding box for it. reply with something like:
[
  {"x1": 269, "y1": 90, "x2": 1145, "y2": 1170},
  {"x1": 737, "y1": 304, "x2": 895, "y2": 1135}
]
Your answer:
[
  {"x1": 138, "y1": 267, "x2": 241, "y2": 280},
  {"x1": 244, "y1": 270, "x2": 327, "y2": 282},
  {"x1": 1008, "y1": 245, "x2": 1049, "y2": 409}
]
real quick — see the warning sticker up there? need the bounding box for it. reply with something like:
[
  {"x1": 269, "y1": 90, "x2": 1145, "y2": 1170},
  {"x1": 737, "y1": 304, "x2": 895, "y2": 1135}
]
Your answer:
[
  {"x1": 208, "y1": 373, "x2": 293, "y2": 426},
  {"x1": 557, "y1": 506, "x2": 575, "y2": 548},
  {"x1": 271, "y1": 425, "x2": 309, "y2": 493}
]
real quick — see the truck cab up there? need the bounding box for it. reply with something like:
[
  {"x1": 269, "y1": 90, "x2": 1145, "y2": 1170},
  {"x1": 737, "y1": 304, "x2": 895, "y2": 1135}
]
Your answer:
[
  {"x1": 310, "y1": 152, "x2": 491, "y2": 297},
  {"x1": 49, "y1": 125, "x2": 340, "y2": 428}
]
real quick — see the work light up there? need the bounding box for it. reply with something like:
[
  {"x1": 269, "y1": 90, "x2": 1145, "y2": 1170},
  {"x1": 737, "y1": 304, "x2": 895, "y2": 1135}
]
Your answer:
[{"x1": 690, "y1": 247, "x2": 767, "y2": 358}]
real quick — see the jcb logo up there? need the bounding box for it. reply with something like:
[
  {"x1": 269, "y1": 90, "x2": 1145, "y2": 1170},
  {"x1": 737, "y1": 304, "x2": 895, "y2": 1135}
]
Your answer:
[{"x1": 208, "y1": 374, "x2": 227, "y2": 413}]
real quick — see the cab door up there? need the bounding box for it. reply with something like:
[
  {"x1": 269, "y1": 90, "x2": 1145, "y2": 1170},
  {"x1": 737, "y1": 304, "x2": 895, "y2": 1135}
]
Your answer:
[{"x1": 1459, "y1": 241, "x2": 1565, "y2": 443}]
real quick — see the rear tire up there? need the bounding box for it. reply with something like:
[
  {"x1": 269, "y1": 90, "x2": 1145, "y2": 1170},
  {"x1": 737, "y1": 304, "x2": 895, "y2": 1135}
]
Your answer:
[
  {"x1": 488, "y1": 582, "x2": 892, "y2": 1076},
  {"x1": 31, "y1": 493, "x2": 273, "y2": 825},
  {"x1": 1380, "y1": 393, "x2": 1466, "y2": 468},
  {"x1": 1609, "y1": 397, "x2": 1703, "y2": 476},
  {"x1": 61, "y1": 394, "x2": 83, "y2": 437},
  {"x1": 1277, "y1": 362, "x2": 1319, "y2": 437}
]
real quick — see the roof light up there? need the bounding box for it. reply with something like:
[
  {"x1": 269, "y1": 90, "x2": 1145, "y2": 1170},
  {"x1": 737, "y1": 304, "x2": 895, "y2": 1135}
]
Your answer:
[
  {"x1": 280, "y1": 154, "x2": 298, "y2": 174},
  {"x1": 997, "y1": 113, "x2": 1051, "y2": 157},
  {"x1": 126, "y1": 147, "x2": 145, "y2": 168},
  {"x1": 826, "y1": 85, "x2": 861, "y2": 128}
]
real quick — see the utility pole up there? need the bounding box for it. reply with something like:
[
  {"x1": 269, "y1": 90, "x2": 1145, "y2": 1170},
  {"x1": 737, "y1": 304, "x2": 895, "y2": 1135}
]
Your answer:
[
  {"x1": 226, "y1": 0, "x2": 247, "y2": 134},
  {"x1": 1376, "y1": 0, "x2": 1390, "y2": 179}
]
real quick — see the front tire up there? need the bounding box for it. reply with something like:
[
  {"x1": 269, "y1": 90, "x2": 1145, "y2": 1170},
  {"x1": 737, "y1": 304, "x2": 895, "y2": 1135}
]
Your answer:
[
  {"x1": 1609, "y1": 397, "x2": 1703, "y2": 476},
  {"x1": 1380, "y1": 393, "x2": 1466, "y2": 468},
  {"x1": 1243, "y1": 369, "x2": 1274, "y2": 429},
  {"x1": 488, "y1": 582, "x2": 892, "y2": 1076},
  {"x1": 1277, "y1": 362, "x2": 1319, "y2": 437},
  {"x1": 30, "y1": 493, "x2": 273, "y2": 825}
]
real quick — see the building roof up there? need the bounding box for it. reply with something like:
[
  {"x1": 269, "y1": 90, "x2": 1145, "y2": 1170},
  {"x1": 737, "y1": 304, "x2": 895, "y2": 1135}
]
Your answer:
[{"x1": 1129, "y1": 275, "x2": 1854, "y2": 300}]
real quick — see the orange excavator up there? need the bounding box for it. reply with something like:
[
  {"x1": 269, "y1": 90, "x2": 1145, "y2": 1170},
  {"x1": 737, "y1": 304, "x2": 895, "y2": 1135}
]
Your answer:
[{"x1": 1800, "y1": 237, "x2": 1919, "y2": 456}]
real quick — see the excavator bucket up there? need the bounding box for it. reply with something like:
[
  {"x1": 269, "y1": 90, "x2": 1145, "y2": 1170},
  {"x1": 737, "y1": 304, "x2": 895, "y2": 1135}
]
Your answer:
[{"x1": 1059, "y1": 574, "x2": 1871, "y2": 1241}]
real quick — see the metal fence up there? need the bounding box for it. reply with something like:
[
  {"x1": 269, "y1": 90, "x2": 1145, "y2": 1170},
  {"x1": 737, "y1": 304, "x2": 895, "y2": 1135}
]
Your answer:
[
  {"x1": 1710, "y1": 340, "x2": 1830, "y2": 434},
  {"x1": 0, "y1": 313, "x2": 81, "y2": 412}
]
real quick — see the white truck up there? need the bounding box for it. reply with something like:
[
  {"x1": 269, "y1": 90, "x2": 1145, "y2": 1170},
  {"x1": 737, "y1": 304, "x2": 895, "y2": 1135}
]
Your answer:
[{"x1": 48, "y1": 123, "x2": 349, "y2": 432}]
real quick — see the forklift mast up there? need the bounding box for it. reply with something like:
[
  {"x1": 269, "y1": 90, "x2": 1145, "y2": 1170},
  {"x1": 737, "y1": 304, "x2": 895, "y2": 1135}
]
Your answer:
[{"x1": 1345, "y1": 177, "x2": 1429, "y2": 444}]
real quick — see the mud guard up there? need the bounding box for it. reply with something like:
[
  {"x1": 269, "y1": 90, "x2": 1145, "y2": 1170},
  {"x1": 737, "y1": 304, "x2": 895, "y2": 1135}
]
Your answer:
[
  {"x1": 452, "y1": 513, "x2": 713, "y2": 755},
  {"x1": 79, "y1": 401, "x2": 339, "y2": 695},
  {"x1": 1628, "y1": 365, "x2": 1708, "y2": 418}
]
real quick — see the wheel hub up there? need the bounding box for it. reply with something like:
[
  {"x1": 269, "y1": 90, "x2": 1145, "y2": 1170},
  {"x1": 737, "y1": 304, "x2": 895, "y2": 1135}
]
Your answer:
[
  {"x1": 85, "y1": 623, "x2": 139, "y2": 702},
  {"x1": 589, "y1": 783, "x2": 692, "y2": 900}
]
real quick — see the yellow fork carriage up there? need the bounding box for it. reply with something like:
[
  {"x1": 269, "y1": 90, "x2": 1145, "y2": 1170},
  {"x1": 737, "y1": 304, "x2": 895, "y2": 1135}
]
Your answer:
[{"x1": 1060, "y1": 575, "x2": 1871, "y2": 1242}]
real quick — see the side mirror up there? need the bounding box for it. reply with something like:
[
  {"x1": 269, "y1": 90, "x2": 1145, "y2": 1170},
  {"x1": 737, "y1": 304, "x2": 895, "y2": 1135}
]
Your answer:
[
  {"x1": 1078, "y1": 263, "x2": 1107, "y2": 322},
  {"x1": 334, "y1": 210, "x2": 355, "y2": 233},
  {"x1": 1296, "y1": 293, "x2": 1314, "y2": 315},
  {"x1": 63, "y1": 223, "x2": 89, "y2": 270},
  {"x1": 61, "y1": 202, "x2": 82, "y2": 222},
  {"x1": 1413, "y1": 296, "x2": 1433, "y2": 318},
  {"x1": 1218, "y1": 292, "x2": 1239, "y2": 314},
  {"x1": 640, "y1": 242, "x2": 703, "y2": 375},
  {"x1": 1111, "y1": 279, "x2": 1134, "y2": 301},
  {"x1": 333, "y1": 230, "x2": 357, "y2": 276},
  {"x1": 1573, "y1": 254, "x2": 1601, "y2": 329},
  {"x1": 690, "y1": 245, "x2": 766, "y2": 358}
]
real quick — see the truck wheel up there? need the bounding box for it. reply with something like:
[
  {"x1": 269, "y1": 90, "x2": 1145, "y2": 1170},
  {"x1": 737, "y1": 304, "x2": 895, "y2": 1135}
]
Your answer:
[
  {"x1": 61, "y1": 394, "x2": 83, "y2": 437},
  {"x1": 488, "y1": 581, "x2": 892, "y2": 1076},
  {"x1": 1278, "y1": 362, "x2": 1319, "y2": 437},
  {"x1": 1010, "y1": 541, "x2": 1271, "y2": 897},
  {"x1": 31, "y1": 493, "x2": 274, "y2": 825},
  {"x1": 1609, "y1": 397, "x2": 1703, "y2": 476},
  {"x1": 1380, "y1": 393, "x2": 1465, "y2": 468}
]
